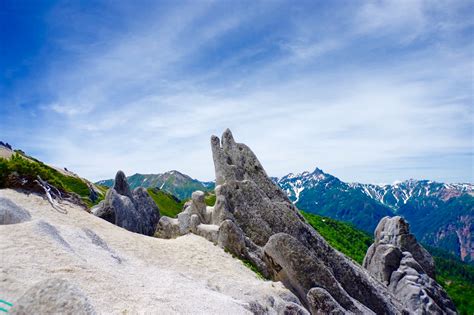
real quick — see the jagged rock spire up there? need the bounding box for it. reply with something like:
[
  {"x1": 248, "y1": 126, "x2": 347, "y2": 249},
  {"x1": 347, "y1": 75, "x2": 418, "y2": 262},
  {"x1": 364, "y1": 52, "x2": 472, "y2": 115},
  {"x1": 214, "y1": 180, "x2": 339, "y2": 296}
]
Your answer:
[
  {"x1": 363, "y1": 216, "x2": 456, "y2": 314},
  {"x1": 93, "y1": 170, "x2": 159, "y2": 236},
  {"x1": 113, "y1": 170, "x2": 132, "y2": 199},
  {"x1": 158, "y1": 129, "x2": 408, "y2": 314},
  {"x1": 211, "y1": 128, "x2": 289, "y2": 203}
]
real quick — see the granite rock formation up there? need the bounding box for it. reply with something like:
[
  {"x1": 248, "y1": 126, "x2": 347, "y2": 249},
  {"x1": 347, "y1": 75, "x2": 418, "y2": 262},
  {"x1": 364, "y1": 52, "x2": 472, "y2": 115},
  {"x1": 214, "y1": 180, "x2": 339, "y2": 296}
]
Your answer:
[
  {"x1": 92, "y1": 171, "x2": 159, "y2": 236},
  {"x1": 156, "y1": 129, "x2": 408, "y2": 314},
  {"x1": 363, "y1": 216, "x2": 457, "y2": 314}
]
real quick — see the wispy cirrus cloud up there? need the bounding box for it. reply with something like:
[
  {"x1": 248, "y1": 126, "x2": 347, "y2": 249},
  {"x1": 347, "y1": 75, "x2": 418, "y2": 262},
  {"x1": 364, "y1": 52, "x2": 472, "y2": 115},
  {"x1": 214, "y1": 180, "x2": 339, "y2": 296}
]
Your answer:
[{"x1": 1, "y1": 0, "x2": 472, "y2": 183}]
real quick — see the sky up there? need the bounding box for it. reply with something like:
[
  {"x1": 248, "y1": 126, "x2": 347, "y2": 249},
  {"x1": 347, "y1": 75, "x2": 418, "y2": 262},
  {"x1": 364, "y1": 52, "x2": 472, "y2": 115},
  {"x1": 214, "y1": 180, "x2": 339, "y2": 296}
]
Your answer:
[{"x1": 1, "y1": 0, "x2": 473, "y2": 183}]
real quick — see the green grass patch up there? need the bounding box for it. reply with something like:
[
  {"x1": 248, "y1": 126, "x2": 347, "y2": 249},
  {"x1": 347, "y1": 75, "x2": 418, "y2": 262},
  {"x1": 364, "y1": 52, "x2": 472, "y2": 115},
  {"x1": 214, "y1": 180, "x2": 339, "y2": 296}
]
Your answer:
[
  {"x1": 147, "y1": 187, "x2": 184, "y2": 218},
  {"x1": 204, "y1": 192, "x2": 216, "y2": 206},
  {"x1": 241, "y1": 259, "x2": 267, "y2": 280}
]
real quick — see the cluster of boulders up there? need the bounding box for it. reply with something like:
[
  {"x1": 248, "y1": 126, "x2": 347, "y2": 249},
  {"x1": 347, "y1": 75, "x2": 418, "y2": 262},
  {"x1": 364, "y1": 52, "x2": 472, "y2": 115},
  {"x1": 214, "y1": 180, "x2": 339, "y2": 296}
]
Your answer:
[
  {"x1": 92, "y1": 171, "x2": 159, "y2": 236},
  {"x1": 363, "y1": 216, "x2": 457, "y2": 314},
  {"x1": 156, "y1": 129, "x2": 412, "y2": 314}
]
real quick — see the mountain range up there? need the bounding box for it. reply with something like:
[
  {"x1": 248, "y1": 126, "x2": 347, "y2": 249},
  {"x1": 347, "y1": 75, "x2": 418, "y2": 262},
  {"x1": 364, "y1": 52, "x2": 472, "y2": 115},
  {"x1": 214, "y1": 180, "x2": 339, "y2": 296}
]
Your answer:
[
  {"x1": 97, "y1": 167, "x2": 473, "y2": 263},
  {"x1": 96, "y1": 171, "x2": 214, "y2": 200},
  {"x1": 2, "y1": 136, "x2": 473, "y2": 313},
  {"x1": 276, "y1": 168, "x2": 474, "y2": 263}
]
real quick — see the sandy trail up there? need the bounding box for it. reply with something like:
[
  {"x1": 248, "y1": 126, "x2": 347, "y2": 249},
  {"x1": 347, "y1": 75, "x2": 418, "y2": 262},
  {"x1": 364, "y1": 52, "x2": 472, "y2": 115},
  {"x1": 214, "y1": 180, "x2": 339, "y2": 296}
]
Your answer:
[{"x1": 0, "y1": 189, "x2": 293, "y2": 314}]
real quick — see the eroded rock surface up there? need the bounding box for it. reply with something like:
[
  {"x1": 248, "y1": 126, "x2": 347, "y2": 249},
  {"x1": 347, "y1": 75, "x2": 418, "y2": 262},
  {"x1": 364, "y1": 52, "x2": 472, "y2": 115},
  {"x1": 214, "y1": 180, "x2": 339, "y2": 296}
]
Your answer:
[
  {"x1": 0, "y1": 197, "x2": 31, "y2": 225},
  {"x1": 156, "y1": 129, "x2": 406, "y2": 314},
  {"x1": 93, "y1": 171, "x2": 159, "y2": 236},
  {"x1": 363, "y1": 216, "x2": 457, "y2": 314},
  {"x1": 10, "y1": 278, "x2": 96, "y2": 315}
]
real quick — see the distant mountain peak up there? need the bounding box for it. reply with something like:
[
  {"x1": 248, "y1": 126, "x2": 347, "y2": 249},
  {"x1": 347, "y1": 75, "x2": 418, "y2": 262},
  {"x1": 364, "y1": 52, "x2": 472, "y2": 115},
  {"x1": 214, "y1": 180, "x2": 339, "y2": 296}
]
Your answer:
[
  {"x1": 277, "y1": 167, "x2": 473, "y2": 262},
  {"x1": 96, "y1": 171, "x2": 214, "y2": 200}
]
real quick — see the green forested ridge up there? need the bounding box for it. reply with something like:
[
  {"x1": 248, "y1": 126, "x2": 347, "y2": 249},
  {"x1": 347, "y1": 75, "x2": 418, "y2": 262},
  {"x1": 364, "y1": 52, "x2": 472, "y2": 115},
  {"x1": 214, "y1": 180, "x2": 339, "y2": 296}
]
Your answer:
[
  {"x1": 302, "y1": 211, "x2": 474, "y2": 315},
  {"x1": 398, "y1": 194, "x2": 474, "y2": 261}
]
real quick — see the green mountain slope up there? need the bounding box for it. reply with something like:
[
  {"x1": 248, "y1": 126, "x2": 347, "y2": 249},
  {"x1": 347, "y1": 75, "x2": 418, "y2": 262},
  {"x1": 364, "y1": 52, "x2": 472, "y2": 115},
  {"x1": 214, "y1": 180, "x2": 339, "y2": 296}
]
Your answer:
[
  {"x1": 146, "y1": 188, "x2": 185, "y2": 218},
  {"x1": 398, "y1": 194, "x2": 474, "y2": 262},
  {"x1": 302, "y1": 211, "x2": 474, "y2": 315},
  {"x1": 146, "y1": 189, "x2": 216, "y2": 218},
  {"x1": 97, "y1": 171, "x2": 214, "y2": 200},
  {"x1": 301, "y1": 211, "x2": 373, "y2": 264}
]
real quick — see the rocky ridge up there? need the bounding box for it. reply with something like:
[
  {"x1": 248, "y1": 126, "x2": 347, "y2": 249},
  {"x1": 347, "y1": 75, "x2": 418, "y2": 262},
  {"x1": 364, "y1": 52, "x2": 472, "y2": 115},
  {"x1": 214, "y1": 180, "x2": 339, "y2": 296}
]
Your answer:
[{"x1": 156, "y1": 129, "x2": 409, "y2": 314}]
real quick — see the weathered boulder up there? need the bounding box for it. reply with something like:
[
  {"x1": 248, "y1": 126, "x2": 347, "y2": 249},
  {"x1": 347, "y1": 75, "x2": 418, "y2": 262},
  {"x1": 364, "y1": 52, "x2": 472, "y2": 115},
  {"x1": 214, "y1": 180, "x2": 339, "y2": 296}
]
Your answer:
[
  {"x1": 132, "y1": 187, "x2": 160, "y2": 236},
  {"x1": 363, "y1": 216, "x2": 457, "y2": 314},
  {"x1": 93, "y1": 171, "x2": 159, "y2": 236},
  {"x1": 264, "y1": 233, "x2": 373, "y2": 314},
  {"x1": 113, "y1": 170, "x2": 132, "y2": 199},
  {"x1": 217, "y1": 219, "x2": 247, "y2": 258},
  {"x1": 363, "y1": 243, "x2": 403, "y2": 285},
  {"x1": 10, "y1": 278, "x2": 96, "y2": 315},
  {"x1": 154, "y1": 216, "x2": 180, "y2": 239},
  {"x1": 371, "y1": 216, "x2": 435, "y2": 278},
  {"x1": 0, "y1": 197, "x2": 31, "y2": 225},
  {"x1": 306, "y1": 287, "x2": 346, "y2": 315}
]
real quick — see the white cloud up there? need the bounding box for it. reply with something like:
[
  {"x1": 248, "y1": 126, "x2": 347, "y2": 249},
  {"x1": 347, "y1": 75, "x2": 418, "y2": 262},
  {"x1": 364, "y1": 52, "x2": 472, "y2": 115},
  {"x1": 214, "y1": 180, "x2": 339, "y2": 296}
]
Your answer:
[{"x1": 4, "y1": 1, "x2": 473, "y2": 184}]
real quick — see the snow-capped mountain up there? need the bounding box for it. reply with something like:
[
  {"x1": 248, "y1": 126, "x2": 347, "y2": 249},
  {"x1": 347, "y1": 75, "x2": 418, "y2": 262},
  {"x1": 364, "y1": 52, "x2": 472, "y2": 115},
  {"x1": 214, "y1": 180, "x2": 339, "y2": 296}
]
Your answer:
[
  {"x1": 277, "y1": 168, "x2": 393, "y2": 234},
  {"x1": 277, "y1": 168, "x2": 329, "y2": 203},
  {"x1": 276, "y1": 168, "x2": 474, "y2": 263},
  {"x1": 350, "y1": 180, "x2": 474, "y2": 211}
]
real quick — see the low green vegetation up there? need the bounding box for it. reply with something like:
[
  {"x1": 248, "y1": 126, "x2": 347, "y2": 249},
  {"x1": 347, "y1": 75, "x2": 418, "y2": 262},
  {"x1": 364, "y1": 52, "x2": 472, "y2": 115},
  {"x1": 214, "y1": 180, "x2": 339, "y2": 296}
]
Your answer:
[
  {"x1": 0, "y1": 153, "x2": 99, "y2": 206},
  {"x1": 147, "y1": 189, "x2": 215, "y2": 218},
  {"x1": 204, "y1": 192, "x2": 216, "y2": 207},
  {"x1": 222, "y1": 248, "x2": 267, "y2": 280},
  {"x1": 241, "y1": 258, "x2": 267, "y2": 280},
  {"x1": 301, "y1": 211, "x2": 373, "y2": 264},
  {"x1": 302, "y1": 211, "x2": 474, "y2": 314},
  {"x1": 147, "y1": 188, "x2": 185, "y2": 218}
]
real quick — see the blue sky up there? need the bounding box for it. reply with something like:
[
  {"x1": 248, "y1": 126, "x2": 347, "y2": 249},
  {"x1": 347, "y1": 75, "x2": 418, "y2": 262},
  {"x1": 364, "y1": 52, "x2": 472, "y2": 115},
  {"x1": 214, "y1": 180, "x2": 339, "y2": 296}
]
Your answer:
[{"x1": 1, "y1": 0, "x2": 473, "y2": 183}]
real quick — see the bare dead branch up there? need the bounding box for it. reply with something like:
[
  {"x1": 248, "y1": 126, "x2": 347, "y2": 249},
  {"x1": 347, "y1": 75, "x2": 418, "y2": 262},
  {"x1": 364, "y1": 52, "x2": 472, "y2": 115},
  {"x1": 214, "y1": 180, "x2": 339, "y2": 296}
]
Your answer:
[{"x1": 35, "y1": 176, "x2": 68, "y2": 214}]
